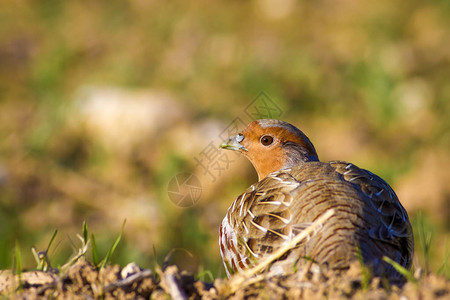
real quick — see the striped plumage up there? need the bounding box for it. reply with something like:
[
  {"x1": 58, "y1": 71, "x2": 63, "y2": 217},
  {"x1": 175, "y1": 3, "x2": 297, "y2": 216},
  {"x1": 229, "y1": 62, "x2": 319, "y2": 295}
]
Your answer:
[{"x1": 219, "y1": 119, "x2": 413, "y2": 278}]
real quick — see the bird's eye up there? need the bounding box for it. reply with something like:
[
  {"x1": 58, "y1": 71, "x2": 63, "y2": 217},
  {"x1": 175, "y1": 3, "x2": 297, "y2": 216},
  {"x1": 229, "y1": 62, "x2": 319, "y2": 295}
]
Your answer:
[{"x1": 260, "y1": 135, "x2": 274, "y2": 146}]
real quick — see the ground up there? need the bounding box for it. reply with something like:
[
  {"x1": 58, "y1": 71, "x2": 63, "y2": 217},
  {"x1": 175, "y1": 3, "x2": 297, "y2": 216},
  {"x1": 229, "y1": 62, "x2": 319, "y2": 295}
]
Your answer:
[{"x1": 0, "y1": 259, "x2": 448, "y2": 299}]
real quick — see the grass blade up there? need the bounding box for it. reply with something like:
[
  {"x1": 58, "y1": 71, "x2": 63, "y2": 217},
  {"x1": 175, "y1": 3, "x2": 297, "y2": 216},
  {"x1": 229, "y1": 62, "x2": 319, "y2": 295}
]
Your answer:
[
  {"x1": 31, "y1": 247, "x2": 41, "y2": 270},
  {"x1": 437, "y1": 241, "x2": 449, "y2": 278},
  {"x1": 383, "y1": 256, "x2": 417, "y2": 283},
  {"x1": 196, "y1": 269, "x2": 214, "y2": 282},
  {"x1": 100, "y1": 219, "x2": 126, "y2": 269},
  {"x1": 46, "y1": 229, "x2": 58, "y2": 254},
  {"x1": 356, "y1": 247, "x2": 372, "y2": 291},
  {"x1": 14, "y1": 241, "x2": 23, "y2": 291},
  {"x1": 415, "y1": 212, "x2": 432, "y2": 273},
  {"x1": 91, "y1": 233, "x2": 100, "y2": 267},
  {"x1": 82, "y1": 221, "x2": 88, "y2": 245}
]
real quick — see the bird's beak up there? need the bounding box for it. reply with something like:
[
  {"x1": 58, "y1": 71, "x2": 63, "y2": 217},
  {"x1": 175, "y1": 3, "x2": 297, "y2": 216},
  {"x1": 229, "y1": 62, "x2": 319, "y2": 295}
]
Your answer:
[{"x1": 219, "y1": 134, "x2": 248, "y2": 152}]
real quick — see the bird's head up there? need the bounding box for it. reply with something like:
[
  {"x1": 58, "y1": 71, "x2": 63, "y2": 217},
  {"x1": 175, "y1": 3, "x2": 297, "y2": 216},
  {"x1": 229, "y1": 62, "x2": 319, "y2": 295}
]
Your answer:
[{"x1": 220, "y1": 119, "x2": 319, "y2": 181}]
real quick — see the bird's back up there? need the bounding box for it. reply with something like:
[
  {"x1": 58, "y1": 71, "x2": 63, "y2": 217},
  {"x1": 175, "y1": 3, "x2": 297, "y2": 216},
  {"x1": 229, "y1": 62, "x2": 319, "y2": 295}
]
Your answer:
[{"x1": 219, "y1": 161, "x2": 413, "y2": 277}]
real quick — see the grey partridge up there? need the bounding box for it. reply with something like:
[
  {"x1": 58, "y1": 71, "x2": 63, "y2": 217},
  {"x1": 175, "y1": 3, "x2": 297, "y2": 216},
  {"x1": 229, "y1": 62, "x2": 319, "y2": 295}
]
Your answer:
[{"x1": 219, "y1": 119, "x2": 413, "y2": 279}]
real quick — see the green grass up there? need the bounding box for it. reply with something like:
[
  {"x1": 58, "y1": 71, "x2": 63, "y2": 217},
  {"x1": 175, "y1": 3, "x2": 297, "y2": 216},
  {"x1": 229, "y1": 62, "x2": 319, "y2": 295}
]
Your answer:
[
  {"x1": 383, "y1": 256, "x2": 417, "y2": 284},
  {"x1": 11, "y1": 221, "x2": 128, "y2": 276},
  {"x1": 437, "y1": 239, "x2": 449, "y2": 279},
  {"x1": 31, "y1": 228, "x2": 58, "y2": 271},
  {"x1": 356, "y1": 247, "x2": 372, "y2": 291},
  {"x1": 13, "y1": 241, "x2": 23, "y2": 292},
  {"x1": 99, "y1": 220, "x2": 126, "y2": 270},
  {"x1": 414, "y1": 212, "x2": 434, "y2": 274}
]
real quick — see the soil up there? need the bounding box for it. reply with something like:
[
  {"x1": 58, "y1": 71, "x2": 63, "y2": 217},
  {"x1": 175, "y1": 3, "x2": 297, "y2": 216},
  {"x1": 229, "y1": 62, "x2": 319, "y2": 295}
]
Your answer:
[{"x1": 0, "y1": 258, "x2": 448, "y2": 299}]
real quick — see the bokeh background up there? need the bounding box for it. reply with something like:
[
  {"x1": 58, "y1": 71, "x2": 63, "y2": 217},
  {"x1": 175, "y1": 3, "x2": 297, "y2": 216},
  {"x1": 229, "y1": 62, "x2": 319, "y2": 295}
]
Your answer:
[{"x1": 0, "y1": 1, "x2": 449, "y2": 279}]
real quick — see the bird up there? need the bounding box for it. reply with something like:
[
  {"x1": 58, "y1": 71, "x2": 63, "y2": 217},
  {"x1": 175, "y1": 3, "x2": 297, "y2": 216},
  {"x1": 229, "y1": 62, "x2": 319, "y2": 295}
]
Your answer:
[{"x1": 218, "y1": 119, "x2": 413, "y2": 279}]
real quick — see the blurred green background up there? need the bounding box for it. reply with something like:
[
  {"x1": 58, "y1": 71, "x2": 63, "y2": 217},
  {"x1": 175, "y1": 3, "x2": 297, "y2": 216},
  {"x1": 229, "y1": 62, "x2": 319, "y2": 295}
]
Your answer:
[{"x1": 0, "y1": 1, "x2": 449, "y2": 279}]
